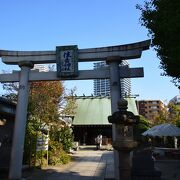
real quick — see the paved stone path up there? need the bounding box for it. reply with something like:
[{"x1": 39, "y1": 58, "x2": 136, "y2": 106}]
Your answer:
[
  {"x1": 1, "y1": 146, "x2": 178, "y2": 180},
  {"x1": 45, "y1": 150, "x2": 113, "y2": 180},
  {"x1": 25, "y1": 148, "x2": 114, "y2": 180}
]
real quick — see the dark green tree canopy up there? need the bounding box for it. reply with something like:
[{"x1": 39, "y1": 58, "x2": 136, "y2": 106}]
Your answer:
[{"x1": 137, "y1": 0, "x2": 180, "y2": 87}]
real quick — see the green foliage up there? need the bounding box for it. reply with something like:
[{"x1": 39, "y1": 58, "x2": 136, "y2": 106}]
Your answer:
[
  {"x1": 23, "y1": 116, "x2": 40, "y2": 165},
  {"x1": 169, "y1": 103, "x2": 180, "y2": 127},
  {"x1": 48, "y1": 140, "x2": 71, "y2": 165},
  {"x1": 58, "y1": 127, "x2": 74, "y2": 152},
  {"x1": 137, "y1": 0, "x2": 180, "y2": 87},
  {"x1": 49, "y1": 125, "x2": 73, "y2": 152},
  {"x1": 2, "y1": 80, "x2": 76, "y2": 167},
  {"x1": 28, "y1": 81, "x2": 64, "y2": 124},
  {"x1": 176, "y1": 121, "x2": 180, "y2": 128},
  {"x1": 134, "y1": 115, "x2": 150, "y2": 141},
  {"x1": 151, "y1": 103, "x2": 180, "y2": 127},
  {"x1": 35, "y1": 150, "x2": 48, "y2": 167},
  {"x1": 24, "y1": 118, "x2": 73, "y2": 166},
  {"x1": 61, "y1": 88, "x2": 77, "y2": 116},
  {"x1": 152, "y1": 106, "x2": 169, "y2": 126},
  {"x1": 24, "y1": 81, "x2": 75, "y2": 166}
]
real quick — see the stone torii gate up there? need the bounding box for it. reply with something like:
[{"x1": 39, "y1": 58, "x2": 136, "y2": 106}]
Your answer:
[{"x1": 0, "y1": 39, "x2": 150, "y2": 180}]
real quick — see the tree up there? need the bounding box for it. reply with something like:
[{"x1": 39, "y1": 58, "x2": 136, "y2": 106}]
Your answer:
[
  {"x1": 2, "y1": 80, "x2": 76, "y2": 166},
  {"x1": 151, "y1": 106, "x2": 169, "y2": 126},
  {"x1": 137, "y1": 0, "x2": 180, "y2": 87},
  {"x1": 168, "y1": 103, "x2": 180, "y2": 127},
  {"x1": 134, "y1": 115, "x2": 150, "y2": 141},
  {"x1": 27, "y1": 81, "x2": 75, "y2": 165},
  {"x1": 151, "y1": 103, "x2": 180, "y2": 127},
  {"x1": 2, "y1": 82, "x2": 18, "y2": 101},
  {"x1": 61, "y1": 88, "x2": 77, "y2": 116},
  {"x1": 28, "y1": 81, "x2": 64, "y2": 125}
]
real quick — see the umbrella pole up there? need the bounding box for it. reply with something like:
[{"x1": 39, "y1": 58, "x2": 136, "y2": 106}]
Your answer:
[{"x1": 174, "y1": 137, "x2": 178, "y2": 149}]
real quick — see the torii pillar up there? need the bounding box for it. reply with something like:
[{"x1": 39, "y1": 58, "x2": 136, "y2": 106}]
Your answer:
[
  {"x1": 107, "y1": 58, "x2": 122, "y2": 179},
  {"x1": 9, "y1": 62, "x2": 33, "y2": 179}
]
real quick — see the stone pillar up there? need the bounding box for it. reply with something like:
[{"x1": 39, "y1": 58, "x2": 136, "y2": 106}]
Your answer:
[
  {"x1": 107, "y1": 58, "x2": 122, "y2": 180},
  {"x1": 9, "y1": 62, "x2": 33, "y2": 179}
]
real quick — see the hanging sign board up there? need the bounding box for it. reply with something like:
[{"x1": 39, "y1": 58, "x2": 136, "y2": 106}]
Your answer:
[{"x1": 56, "y1": 45, "x2": 78, "y2": 77}]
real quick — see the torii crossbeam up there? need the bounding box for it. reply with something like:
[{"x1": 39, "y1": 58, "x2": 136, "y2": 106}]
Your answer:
[{"x1": 0, "y1": 40, "x2": 150, "y2": 64}]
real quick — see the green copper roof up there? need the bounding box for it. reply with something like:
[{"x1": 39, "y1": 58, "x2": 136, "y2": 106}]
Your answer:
[
  {"x1": 126, "y1": 98, "x2": 139, "y2": 115},
  {"x1": 73, "y1": 97, "x2": 138, "y2": 125}
]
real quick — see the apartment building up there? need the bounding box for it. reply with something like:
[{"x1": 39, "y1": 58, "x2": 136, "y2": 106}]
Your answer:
[
  {"x1": 33, "y1": 64, "x2": 49, "y2": 72},
  {"x1": 93, "y1": 61, "x2": 131, "y2": 97},
  {"x1": 137, "y1": 100, "x2": 165, "y2": 120},
  {"x1": 170, "y1": 95, "x2": 180, "y2": 104}
]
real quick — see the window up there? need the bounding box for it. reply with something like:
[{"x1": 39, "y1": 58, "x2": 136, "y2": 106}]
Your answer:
[
  {"x1": 152, "y1": 101, "x2": 157, "y2": 104},
  {"x1": 150, "y1": 106, "x2": 157, "y2": 109}
]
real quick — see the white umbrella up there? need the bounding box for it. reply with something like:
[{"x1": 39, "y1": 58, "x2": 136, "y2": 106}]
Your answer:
[{"x1": 142, "y1": 123, "x2": 180, "y2": 137}]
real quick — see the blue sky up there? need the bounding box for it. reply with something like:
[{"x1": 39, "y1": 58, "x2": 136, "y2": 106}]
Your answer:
[{"x1": 0, "y1": 0, "x2": 178, "y2": 102}]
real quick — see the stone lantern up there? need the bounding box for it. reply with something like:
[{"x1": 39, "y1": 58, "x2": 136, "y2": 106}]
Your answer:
[{"x1": 108, "y1": 98, "x2": 139, "y2": 180}]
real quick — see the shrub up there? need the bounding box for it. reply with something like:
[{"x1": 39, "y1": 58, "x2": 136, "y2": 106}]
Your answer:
[{"x1": 48, "y1": 140, "x2": 71, "y2": 165}]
